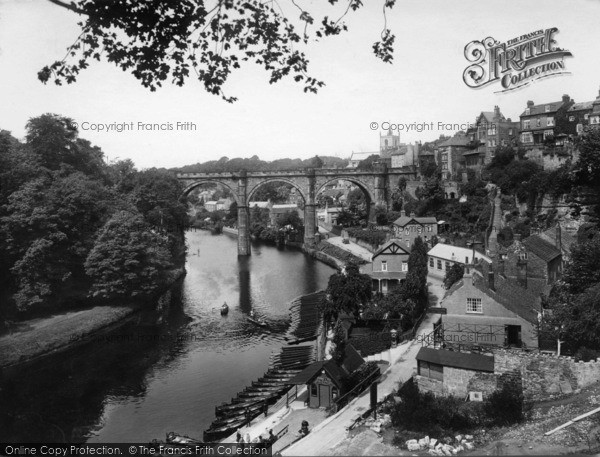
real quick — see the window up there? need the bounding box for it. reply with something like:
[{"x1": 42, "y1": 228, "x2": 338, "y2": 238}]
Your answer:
[
  {"x1": 310, "y1": 384, "x2": 317, "y2": 396},
  {"x1": 547, "y1": 117, "x2": 555, "y2": 127},
  {"x1": 437, "y1": 259, "x2": 442, "y2": 270},
  {"x1": 569, "y1": 115, "x2": 575, "y2": 122},
  {"x1": 402, "y1": 261, "x2": 408, "y2": 272},
  {"x1": 525, "y1": 108, "x2": 530, "y2": 115},
  {"x1": 521, "y1": 132, "x2": 534, "y2": 144},
  {"x1": 577, "y1": 123, "x2": 584, "y2": 133},
  {"x1": 509, "y1": 128, "x2": 513, "y2": 135},
  {"x1": 332, "y1": 387, "x2": 338, "y2": 400},
  {"x1": 585, "y1": 113, "x2": 590, "y2": 120},
  {"x1": 381, "y1": 261, "x2": 388, "y2": 272},
  {"x1": 467, "y1": 298, "x2": 483, "y2": 313},
  {"x1": 545, "y1": 105, "x2": 551, "y2": 112},
  {"x1": 429, "y1": 257, "x2": 434, "y2": 267},
  {"x1": 418, "y1": 360, "x2": 443, "y2": 381},
  {"x1": 518, "y1": 252, "x2": 528, "y2": 261},
  {"x1": 591, "y1": 116, "x2": 600, "y2": 125},
  {"x1": 543, "y1": 130, "x2": 554, "y2": 138},
  {"x1": 523, "y1": 119, "x2": 531, "y2": 129},
  {"x1": 445, "y1": 261, "x2": 450, "y2": 271}
]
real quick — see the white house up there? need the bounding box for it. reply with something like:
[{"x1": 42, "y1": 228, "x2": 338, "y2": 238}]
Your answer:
[{"x1": 427, "y1": 243, "x2": 492, "y2": 279}]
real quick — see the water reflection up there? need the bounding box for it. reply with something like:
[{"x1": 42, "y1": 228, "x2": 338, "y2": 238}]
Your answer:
[{"x1": 0, "y1": 231, "x2": 334, "y2": 442}]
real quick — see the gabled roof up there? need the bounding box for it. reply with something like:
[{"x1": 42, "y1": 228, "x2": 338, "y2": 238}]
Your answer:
[
  {"x1": 416, "y1": 347, "x2": 494, "y2": 372},
  {"x1": 393, "y1": 215, "x2": 437, "y2": 227},
  {"x1": 520, "y1": 100, "x2": 567, "y2": 117},
  {"x1": 440, "y1": 135, "x2": 471, "y2": 148},
  {"x1": 568, "y1": 101, "x2": 595, "y2": 112},
  {"x1": 372, "y1": 239, "x2": 411, "y2": 258},
  {"x1": 477, "y1": 112, "x2": 497, "y2": 124},
  {"x1": 460, "y1": 263, "x2": 542, "y2": 325},
  {"x1": 523, "y1": 235, "x2": 561, "y2": 262},
  {"x1": 288, "y1": 344, "x2": 365, "y2": 387},
  {"x1": 539, "y1": 226, "x2": 576, "y2": 256}
]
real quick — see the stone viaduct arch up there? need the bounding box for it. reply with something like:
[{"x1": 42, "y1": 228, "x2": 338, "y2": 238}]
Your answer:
[{"x1": 177, "y1": 166, "x2": 415, "y2": 256}]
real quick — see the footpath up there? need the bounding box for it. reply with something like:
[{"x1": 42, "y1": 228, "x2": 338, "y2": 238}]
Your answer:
[{"x1": 281, "y1": 277, "x2": 445, "y2": 456}]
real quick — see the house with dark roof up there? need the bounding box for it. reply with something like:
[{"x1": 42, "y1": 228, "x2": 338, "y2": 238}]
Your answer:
[
  {"x1": 359, "y1": 238, "x2": 411, "y2": 294},
  {"x1": 539, "y1": 224, "x2": 576, "y2": 265},
  {"x1": 465, "y1": 106, "x2": 520, "y2": 173},
  {"x1": 438, "y1": 133, "x2": 471, "y2": 180},
  {"x1": 289, "y1": 344, "x2": 369, "y2": 408},
  {"x1": 391, "y1": 210, "x2": 437, "y2": 247},
  {"x1": 519, "y1": 95, "x2": 575, "y2": 147},
  {"x1": 437, "y1": 262, "x2": 541, "y2": 349},
  {"x1": 502, "y1": 233, "x2": 562, "y2": 297}
]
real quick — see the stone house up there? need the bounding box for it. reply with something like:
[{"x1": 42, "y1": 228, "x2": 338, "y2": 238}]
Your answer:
[
  {"x1": 502, "y1": 232, "x2": 562, "y2": 297},
  {"x1": 438, "y1": 264, "x2": 542, "y2": 350},
  {"x1": 360, "y1": 239, "x2": 411, "y2": 294},
  {"x1": 392, "y1": 210, "x2": 437, "y2": 246},
  {"x1": 438, "y1": 134, "x2": 470, "y2": 181},
  {"x1": 269, "y1": 203, "x2": 303, "y2": 226}
]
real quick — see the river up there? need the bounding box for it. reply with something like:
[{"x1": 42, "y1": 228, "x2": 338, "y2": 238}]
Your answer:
[{"x1": 0, "y1": 230, "x2": 335, "y2": 442}]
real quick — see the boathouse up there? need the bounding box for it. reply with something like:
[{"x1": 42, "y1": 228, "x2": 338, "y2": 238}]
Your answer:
[{"x1": 289, "y1": 345, "x2": 365, "y2": 408}]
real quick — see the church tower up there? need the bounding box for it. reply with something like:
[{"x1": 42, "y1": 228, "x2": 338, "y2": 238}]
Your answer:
[{"x1": 380, "y1": 128, "x2": 400, "y2": 151}]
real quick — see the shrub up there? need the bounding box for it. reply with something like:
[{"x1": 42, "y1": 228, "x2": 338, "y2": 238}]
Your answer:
[
  {"x1": 574, "y1": 346, "x2": 600, "y2": 362},
  {"x1": 485, "y1": 381, "x2": 525, "y2": 425}
]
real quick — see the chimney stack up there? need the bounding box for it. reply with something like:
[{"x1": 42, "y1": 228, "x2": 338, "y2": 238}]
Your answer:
[
  {"x1": 527, "y1": 100, "x2": 534, "y2": 108},
  {"x1": 400, "y1": 210, "x2": 406, "y2": 217},
  {"x1": 410, "y1": 212, "x2": 416, "y2": 217},
  {"x1": 488, "y1": 270, "x2": 495, "y2": 291},
  {"x1": 562, "y1": 94, "x2": 571, "y2": 103},
  {"x1": 494, "y1": 105, "x2": 500, "y2": 118}
]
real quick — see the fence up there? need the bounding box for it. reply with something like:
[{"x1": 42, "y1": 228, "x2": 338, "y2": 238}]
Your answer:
[{"x1": 334, "y1": 367, "x2": 381, "y2": 409}]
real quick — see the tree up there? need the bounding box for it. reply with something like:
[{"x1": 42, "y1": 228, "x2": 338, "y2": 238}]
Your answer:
[
  {"x1": 574, "y1": 127, "x2": 600, "y2": 188},
  {"x1": 356, "y1": 154, "x2": 380, "y2": 171},
  {"x1": 562, "y1": 237, "x2": 600, "y2": 295},
  {"x1": 443, "y1": 263, "x2": 464, "y2": 289},
  {"x1": 322, "y1": 262, "x2": 372, "y2": 321},
  {"x1": 330, "y1": 321, "x2": 346, "y2": 364},
  {"x1": 85, "y1": 211, "x2": 173, "y2": 300},
  {"x1": 309, "y1": 155, "x2": 324, "y2": 169},
  {"x1": 40, "y1": 0, "x2": 396, "y2": 101}
]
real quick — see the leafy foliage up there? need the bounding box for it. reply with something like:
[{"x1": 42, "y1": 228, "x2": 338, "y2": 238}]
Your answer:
[
  {"x1": 0, "y1": 115, "x2": 186, "y2": 317},
  {"x1": 322, "y1": 262, "x2": 372, "y2": 321},
  {"x1": 443, "y1": 263, "x2": 464, "y2": 290},
  {"x1": 84, "y1": 211, "x2": 173, "y2": 299},
  {"x1": 41, "y1": 0, "x2": 396, "y2": 101}
]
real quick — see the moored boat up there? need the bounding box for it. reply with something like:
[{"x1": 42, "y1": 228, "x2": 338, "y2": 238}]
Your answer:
[
  {"x1": 165, "y1": 431, "x2": 203, "y2": 446},
  {"x1": 220, "y1": 302, "x2": 229, "y2": 315}
]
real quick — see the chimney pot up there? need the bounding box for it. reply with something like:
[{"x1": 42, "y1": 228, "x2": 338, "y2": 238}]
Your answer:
[
  {"x1": 562, "y1": 94, "x2": 570, "y2": 103},
  {"x1": 527, "y1": 100, "x2": 534, "y2": 108},
  {"x1": 400, "y1": 210, "x2": 406, "y2": 217}
]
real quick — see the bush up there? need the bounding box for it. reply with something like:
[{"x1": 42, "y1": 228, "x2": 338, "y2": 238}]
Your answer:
[
  {"x1": 574, "y1": 347, "x2": 600, "y2": 362},
  {"x1": 485, "y1": 381, "x2": 525, "y2": 425}
]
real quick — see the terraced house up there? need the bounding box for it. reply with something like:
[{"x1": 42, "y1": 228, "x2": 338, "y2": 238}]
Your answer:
[{"x1": 519, "y1": 94, "x2": 575, "y2": 146}]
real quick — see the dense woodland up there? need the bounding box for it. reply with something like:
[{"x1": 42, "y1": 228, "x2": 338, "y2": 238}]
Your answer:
[{"x1": 0, "y1": 114, "x2": 187, "y2": 323}]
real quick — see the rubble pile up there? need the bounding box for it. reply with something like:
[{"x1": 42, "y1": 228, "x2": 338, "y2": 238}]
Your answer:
[
  {"x1": 405, "y1": 434, "x2": 476, "y2": 455},
  {"x1": 362, "y1": 414, "x2": 392, "y2": 434}
]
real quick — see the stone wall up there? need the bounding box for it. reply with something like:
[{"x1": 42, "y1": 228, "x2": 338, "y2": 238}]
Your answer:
[
  {"x1": 495, "y1": 349, "x2": 600, "y2": 401},
  {"x1": 416, "y1": 349, "x2": 600, "y2": 402}
]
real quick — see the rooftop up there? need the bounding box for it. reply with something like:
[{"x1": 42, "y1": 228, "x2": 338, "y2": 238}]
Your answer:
[
  {"x1": 523, "y1": 235, "x2": 561, "y2": 262},
  {"x1": 393, "y1": 212, "x2": 437, "y2": 227},
  {"x1": 416, "y1": 347, "x2": 494, "y2": 372},
  {"x1": 427, "y1": 243, "x2": 492, "y2": 264}
]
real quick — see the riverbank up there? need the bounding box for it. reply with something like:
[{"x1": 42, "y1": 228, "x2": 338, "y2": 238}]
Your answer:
[{"x1": 0, "y1": 268, "x2": 186, "y2": 370}]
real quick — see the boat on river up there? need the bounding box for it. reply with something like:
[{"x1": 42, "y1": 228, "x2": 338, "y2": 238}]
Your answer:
[
  {"x1": 165, "y1": 431, "x2": 203, "y2": 446},
  {"x1": 246, "y1": 316, "x2": 268, "y2": 327},
  {"x1": 220, "y1": 302, "x2": 229, "y2": 315}
]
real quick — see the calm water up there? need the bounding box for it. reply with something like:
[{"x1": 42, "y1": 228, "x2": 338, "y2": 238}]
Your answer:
[{"x1": 0, "y1": 231, "x2": 334, "y2": 442}]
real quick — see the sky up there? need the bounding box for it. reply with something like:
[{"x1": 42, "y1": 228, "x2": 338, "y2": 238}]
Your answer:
[{"x1": 1, "y1": 0, "x2": 599, "y2": 169}]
